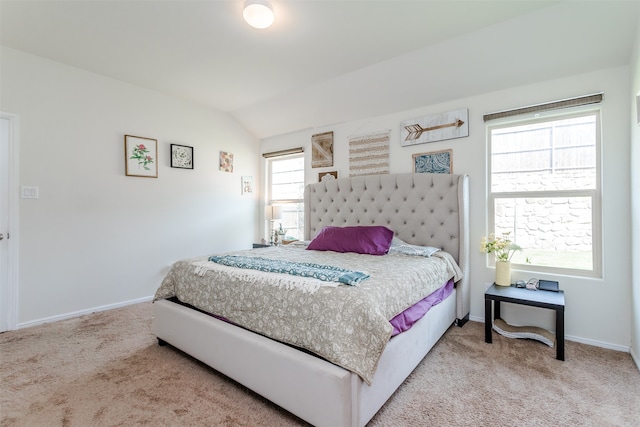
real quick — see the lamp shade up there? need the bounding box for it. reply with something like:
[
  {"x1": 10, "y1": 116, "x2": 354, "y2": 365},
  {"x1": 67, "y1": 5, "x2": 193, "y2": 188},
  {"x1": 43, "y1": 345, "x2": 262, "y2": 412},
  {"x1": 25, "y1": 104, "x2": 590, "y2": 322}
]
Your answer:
[
  {"x1": 243, "y1": 0, "x2": 274, "y2": 29},
  {"x1": 265, "y1": 205, "x2": 282, "y2": 221}
]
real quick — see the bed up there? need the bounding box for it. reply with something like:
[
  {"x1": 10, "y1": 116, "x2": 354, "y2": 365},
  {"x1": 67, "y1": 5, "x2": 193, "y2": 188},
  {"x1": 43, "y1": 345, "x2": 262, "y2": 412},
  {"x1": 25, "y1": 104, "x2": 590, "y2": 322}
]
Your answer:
[{"x1": 152, "y1": 172, "x2": 469, "y2": 427}]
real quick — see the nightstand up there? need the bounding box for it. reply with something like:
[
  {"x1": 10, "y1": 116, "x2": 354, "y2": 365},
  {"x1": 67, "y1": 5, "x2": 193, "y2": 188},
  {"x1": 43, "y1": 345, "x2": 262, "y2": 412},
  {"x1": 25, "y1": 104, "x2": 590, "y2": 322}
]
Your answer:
[
  {"x1": 485, "y1": 283, "x2": 565, "y2": 361},
  {"x1": 252, "y1": 243, "x2": 270, "y2": 248}
]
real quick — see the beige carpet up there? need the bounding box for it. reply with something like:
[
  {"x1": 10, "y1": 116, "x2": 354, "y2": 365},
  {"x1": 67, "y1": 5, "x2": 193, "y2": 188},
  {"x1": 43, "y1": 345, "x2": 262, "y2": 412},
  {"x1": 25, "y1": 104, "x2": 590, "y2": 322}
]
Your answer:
[{"x1": 1, "y1": 302, "x2": 639, "y2": 426}]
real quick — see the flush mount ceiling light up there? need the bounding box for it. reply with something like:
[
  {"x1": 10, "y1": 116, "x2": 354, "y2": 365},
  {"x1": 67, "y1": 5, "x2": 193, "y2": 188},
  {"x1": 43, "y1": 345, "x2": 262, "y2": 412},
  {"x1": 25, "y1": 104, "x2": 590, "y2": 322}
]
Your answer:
[{"x1": 243, "y1": 0, "x2": 274, "y2": 29}]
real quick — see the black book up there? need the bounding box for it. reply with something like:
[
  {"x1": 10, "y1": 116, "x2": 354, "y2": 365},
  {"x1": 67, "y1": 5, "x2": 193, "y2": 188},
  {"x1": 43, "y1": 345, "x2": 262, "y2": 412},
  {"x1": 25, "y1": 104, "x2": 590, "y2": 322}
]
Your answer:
[{"x1": 538, "y1": 279, "x2": 559, "y2": 292}]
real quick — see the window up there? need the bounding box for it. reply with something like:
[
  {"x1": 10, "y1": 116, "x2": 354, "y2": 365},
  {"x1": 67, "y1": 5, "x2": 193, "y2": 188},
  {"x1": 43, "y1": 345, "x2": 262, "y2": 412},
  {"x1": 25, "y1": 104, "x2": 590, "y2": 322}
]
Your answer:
[
  {"x1": 267, "y1": 154, "x2": 305, "y2": 241},
  {"x1": 488, "y1": 110, "x2": 601, "y2": 277}
]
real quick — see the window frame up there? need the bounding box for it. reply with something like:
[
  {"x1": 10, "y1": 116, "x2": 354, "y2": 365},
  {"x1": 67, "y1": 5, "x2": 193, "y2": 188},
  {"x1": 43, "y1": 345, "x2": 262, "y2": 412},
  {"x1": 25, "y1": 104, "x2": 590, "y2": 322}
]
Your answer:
[
  {"x1": 487, "y1": 108, "x2": 602, "y2": 278},
  {"x1": 265, "y1": 152, "x2": 305, "y2": 241}
]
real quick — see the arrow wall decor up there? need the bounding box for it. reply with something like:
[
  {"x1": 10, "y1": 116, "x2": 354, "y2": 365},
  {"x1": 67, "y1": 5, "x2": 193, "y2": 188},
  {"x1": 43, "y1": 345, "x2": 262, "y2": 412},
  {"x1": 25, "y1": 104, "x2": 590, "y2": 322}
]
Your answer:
[{"x1": 400, "y1": 108, "x2": 469, "y2": 147}]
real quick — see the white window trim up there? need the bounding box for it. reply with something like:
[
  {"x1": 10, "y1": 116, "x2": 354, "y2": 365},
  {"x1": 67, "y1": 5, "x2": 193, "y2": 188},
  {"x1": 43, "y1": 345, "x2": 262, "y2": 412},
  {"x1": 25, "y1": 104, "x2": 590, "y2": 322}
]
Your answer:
[
  {"x1": 266, "y1": 152, "x2": 305, "y2": 206},
  {"x1": 487, "y1": 108, "x2": 603, "y2": 278},
  {"x1": 265, "y1": 152, "x2": 305, "y2": 242}
]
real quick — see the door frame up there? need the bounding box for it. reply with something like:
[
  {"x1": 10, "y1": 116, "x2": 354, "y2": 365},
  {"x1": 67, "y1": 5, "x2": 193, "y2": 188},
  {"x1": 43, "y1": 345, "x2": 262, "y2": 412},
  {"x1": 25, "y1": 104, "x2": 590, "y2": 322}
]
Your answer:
[{"x1": 1, "y1": 112, "x2": 19, "y2": 331}]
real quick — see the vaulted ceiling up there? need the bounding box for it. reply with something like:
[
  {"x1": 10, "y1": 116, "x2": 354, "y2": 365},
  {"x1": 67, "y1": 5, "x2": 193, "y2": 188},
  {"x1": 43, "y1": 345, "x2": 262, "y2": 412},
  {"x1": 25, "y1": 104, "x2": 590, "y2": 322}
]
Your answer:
[{"x1": 1, "y1": 1, "x2": 638, "y2": 139}]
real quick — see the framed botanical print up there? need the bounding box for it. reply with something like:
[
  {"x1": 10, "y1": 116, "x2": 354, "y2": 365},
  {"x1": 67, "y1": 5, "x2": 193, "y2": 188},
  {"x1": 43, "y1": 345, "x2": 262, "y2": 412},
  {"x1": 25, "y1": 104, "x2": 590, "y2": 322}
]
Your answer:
[
  {"x1": 171, "y1": 144, "x2": 194, "y2": 169},
  {"x1": 125, "y1": 135, "x2": 158, "y2": 178}
]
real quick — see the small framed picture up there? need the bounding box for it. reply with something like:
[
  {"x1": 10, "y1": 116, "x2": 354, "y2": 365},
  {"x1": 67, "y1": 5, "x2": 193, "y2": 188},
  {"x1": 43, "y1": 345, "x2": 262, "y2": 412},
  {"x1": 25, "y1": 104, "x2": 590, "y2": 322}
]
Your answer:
[
  {"x1": 220, "y1": 151, "x2": 233, "y2": 173},
  {"x1": 318, "y1": 171, "x2": 338, "y2": 182},
  {"x1": 125, "y1": 135, "x2": 157, "y2": 178},
  {"x1": 412, "y1": 149, "x2": 453, "y2": 174},
  {"x1": 241, "y1": 176, "x2": 254, "y2": 195},
  {"x1": 170, "y1": 144, "x2": 194, "y2": 169}
]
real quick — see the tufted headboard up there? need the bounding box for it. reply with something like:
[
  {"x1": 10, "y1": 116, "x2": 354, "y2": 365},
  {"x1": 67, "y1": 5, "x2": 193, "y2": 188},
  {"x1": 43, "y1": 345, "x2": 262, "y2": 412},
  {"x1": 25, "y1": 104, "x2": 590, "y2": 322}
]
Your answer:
[{"x1": 304, "y1": 172, "x2": 470, "y2": 322}]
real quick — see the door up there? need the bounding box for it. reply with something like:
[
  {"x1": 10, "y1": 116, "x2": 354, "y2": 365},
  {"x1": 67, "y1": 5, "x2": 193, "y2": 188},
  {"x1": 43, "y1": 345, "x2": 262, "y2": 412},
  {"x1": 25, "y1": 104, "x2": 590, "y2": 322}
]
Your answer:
[{"x1": 0, "y1": 114, "x2": 16, "y2": 331}]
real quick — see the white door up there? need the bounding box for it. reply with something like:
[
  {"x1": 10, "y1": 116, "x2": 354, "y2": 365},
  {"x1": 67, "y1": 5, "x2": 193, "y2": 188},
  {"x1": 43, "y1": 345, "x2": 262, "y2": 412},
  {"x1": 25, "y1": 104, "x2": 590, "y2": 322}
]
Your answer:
[{"x1": 0, "y1": 114, "x2": 16, "y2": 331}]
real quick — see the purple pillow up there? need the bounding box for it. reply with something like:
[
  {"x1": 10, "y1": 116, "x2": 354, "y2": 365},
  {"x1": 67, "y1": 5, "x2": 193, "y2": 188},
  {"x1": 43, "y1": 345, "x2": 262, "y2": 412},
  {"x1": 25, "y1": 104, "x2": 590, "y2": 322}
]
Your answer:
[{"x1": 307, "y1": 226, "x2": 394, "y2": 255}]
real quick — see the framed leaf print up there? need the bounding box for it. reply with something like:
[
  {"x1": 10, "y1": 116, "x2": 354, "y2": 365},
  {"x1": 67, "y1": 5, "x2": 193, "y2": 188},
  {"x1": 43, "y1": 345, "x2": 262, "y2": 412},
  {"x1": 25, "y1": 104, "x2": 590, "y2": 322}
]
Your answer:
[
  {"x1": 171, "y1": 144, "x2": 194, "y2": 169},
  {"x1": 125, "y1": 135, "x2": 158, "y2": 178}
]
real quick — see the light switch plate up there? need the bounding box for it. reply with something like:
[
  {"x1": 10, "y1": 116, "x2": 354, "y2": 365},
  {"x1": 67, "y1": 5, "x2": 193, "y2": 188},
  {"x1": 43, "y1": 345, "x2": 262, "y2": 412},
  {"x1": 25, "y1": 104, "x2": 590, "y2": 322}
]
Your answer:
[
  {"x1": 636, "y1": 90, "x2": 640, "y2": 125},
  {"x1": 21, "y1": 186, "x2": 39, "y2": 199}
]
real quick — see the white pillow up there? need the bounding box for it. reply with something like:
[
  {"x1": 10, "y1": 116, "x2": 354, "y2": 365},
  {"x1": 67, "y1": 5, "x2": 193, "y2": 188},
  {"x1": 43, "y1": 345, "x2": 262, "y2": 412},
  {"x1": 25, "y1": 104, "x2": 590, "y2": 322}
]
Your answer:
[{"x1": 388, "y1": 237, "x2": 440, "y2": 257}]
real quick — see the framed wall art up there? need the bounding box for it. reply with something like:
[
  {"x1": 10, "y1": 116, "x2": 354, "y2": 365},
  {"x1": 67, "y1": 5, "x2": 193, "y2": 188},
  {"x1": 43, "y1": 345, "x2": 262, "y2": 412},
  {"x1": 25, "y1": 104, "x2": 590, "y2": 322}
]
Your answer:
[
  {"x1": 401, "y1": 108, "x2": 469, "y2": 147},
  {"x1": 219, "y1": 151, "x2": 233, "y2": 172},
  {"x1": 311, "y1": 131, "x2": 333, "y2": 168},
  {"x1": 125, "y1": 135, "x2": 157, "y2": 178},
  {"x1": 412, "y1": 149, "x2": 453, "y2": 174},
  {"x1": 318, "y1": 171, "x2": 338, "y2": 182},
  {"x1": 348, "y1": 131, "x2": 390, "y2": 177},
  {"x1": 170, "y1": 144, "x2": 194, "y2": 169},
  {"x1": 241, "y1": 176, "x2": 254, "y2": 195}
]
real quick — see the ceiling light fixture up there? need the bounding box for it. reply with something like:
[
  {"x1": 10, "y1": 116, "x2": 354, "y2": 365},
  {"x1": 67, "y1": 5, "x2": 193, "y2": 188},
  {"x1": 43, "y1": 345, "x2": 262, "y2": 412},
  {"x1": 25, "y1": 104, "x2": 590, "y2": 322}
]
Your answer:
[{"x1": 243, "y1": 0, "x2": 274, "y2": 29}]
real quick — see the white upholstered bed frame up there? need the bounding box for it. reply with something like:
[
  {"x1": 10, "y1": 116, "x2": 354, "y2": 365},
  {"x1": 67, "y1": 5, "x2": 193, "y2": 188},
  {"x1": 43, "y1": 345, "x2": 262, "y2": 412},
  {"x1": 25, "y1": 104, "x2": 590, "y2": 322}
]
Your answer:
[{"x1": 153, "y1": 172, "x2": 469, "y2": 427}]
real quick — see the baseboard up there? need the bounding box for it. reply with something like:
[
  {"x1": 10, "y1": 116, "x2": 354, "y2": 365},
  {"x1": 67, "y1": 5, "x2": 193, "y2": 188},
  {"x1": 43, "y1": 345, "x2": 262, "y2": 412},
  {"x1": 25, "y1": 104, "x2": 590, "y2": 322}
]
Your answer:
[
  {"x1": 471, "y1": 314, "x2": 631, "y2": 353},
  {"x1": 16, "y1": 296, "x2": 154, "y2": 330},
  {"x1": 628, "y1": 347, "x2": 640, "y2": 371},
  {"x1": 565, "y1": 334, "x2": 630, "y2": 353}
]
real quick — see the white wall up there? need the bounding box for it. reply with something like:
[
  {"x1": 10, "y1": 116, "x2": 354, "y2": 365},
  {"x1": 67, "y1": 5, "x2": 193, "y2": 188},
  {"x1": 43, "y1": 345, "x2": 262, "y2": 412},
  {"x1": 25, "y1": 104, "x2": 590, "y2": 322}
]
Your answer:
[
  {"x1": 261, "y1": 67, "x2": 632, "y2": 351},
  {"x1": 0, "y1": 47, "x2": 259, "y2": 326},
  {"x1": 630, "y1": 10, "x2": 640, "y2": 368}
]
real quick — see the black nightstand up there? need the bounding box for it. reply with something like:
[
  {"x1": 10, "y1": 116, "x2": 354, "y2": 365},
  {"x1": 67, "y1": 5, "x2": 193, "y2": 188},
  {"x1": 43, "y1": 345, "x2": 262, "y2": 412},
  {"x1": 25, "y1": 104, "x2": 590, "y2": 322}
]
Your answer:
[
  {"x1": 485, "y1": 283, "x2": 565, "y2": 361},
  {"x1": 252, "y1": 243, "x2": 270, "y2": 248}
]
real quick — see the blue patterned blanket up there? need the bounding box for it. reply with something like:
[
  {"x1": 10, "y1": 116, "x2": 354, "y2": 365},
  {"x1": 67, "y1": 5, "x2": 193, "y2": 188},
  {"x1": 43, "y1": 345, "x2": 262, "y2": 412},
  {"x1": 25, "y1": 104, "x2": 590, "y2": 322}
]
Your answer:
[{"x1": 207, "y1": 255, "x2": 369, "y2": 286}]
